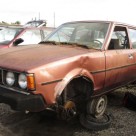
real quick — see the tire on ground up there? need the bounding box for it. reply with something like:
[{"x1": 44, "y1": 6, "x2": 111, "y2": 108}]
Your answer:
[{"x1": 79, "y1": 113, "x2": 111, "y2": 131}]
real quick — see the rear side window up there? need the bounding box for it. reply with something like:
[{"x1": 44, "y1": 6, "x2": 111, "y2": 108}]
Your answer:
[{"x1": 128, "y1": 29, "x2": 136, "y2": 48}]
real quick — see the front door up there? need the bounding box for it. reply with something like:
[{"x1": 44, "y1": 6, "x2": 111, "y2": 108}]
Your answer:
[{"x1": 104, "y1": 26, "x2": 135, "y2": 90}]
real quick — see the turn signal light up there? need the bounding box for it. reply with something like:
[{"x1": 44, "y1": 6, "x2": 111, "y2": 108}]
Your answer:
[{"x1": 27, "y1": 74, "x2": 35, "y2": 91}]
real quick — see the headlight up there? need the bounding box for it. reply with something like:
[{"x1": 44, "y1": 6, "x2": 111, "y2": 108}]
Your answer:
[
  {"x1": 18, "y1": 73, "x2": 27, "y2": 89},
  {"x1": 6, "y1": 72, "x2": 15, "y2": 86}
]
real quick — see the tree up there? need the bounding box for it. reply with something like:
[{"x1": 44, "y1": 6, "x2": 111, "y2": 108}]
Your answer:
[{"x1": 14, "y1": 21, "x2": 21, "y2": 25}]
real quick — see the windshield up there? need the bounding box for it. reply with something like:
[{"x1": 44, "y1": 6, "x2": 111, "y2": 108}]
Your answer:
[
  {"x1": 45, "y1": 22, "x2": 109, "y2": 49},
  {"x1": 0, "y1": 27, "x2": 23, "y2": 45}
]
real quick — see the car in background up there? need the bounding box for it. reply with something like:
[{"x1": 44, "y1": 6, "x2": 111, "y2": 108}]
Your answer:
[
  {"x1": 0, "y1": 27, "x2": 3, "y2": 30},
  {"x1": 24, "y1": 20, "x2": 47, "y2": 28},
  {"x1": 0, "y1": 25, "x2": 5, "y2": 30},
  {"x1": 0, "y1": 26, "x2": 54, "y2": 48},
  {"x1": 42, "y1": 27, "x2": 55, "y2": 38}
]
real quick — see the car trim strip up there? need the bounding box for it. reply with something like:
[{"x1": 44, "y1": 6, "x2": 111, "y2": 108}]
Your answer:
[
  {"x1": 91, "y1": 69, "x2": 105, "y2": 74},
  {"x1": 91, "y1": 63, "x2": 136, "y2": 74},
  {"x1": 41, "y1": 63, "x2": 136, "y2": 86},
  {"x1": 106, "y1": 63, "x2": 136, "y2": 72},
  {"x1": 41, "y1": 79, "x2": 62, "y2": 86}
]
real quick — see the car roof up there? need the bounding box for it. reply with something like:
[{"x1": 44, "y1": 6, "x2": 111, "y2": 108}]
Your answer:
[
  {"x1": 24, "y1": 20, "x2": 47, "y2": 28},
  {"x1": 26, "y1": 20, "x2": 46, "y2": 23},
  {"x1": 62, "y1": 20, "x2": 136, "y2": 28}
]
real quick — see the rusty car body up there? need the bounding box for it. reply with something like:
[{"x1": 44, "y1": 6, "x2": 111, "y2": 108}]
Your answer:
[{"x1": 0, "y1": 20, "x2": 136, "y2": 121}]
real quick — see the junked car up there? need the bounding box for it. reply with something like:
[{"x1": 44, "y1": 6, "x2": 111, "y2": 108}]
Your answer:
[
  {"x1": 0, "y1": 21, "x2": 135, "y2": 130},
  {"x1": 24, "y1": 20, "x2": 47, "y2": 28},
  {"x1": 0, "y1": 26, "x2": 54, "y2": 48}
]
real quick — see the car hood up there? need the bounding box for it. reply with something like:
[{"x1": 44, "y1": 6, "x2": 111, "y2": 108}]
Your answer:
[
  {"x1": 0, "y1": 45, "x2": 8, "y2": 48},
  {"x1": 0, "y1": 44, "x2": 95, "y2": 71}
]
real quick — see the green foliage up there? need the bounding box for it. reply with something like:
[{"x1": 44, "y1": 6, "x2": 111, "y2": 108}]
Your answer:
[
  {"x1": 0, "y1": 21, "x2": 21, "y2": 26},
  {"x1": 14, "y1": 21, "x2": 21, "y2": 25}
]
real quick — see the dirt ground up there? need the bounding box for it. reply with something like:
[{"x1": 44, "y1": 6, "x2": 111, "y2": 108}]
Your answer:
[{"x1": 0, "y1": 85, "x2": 136, "y2": 136}]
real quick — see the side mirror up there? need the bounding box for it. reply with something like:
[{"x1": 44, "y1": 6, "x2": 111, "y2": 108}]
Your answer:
[{"x1": 13, "y1": 38, "x2": 24, "y2": 46}]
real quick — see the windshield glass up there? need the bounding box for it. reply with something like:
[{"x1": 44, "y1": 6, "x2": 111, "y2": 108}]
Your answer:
[
  {"x1": 0, "y1": 27, "x2": 23, "y2": 45},
  {"x1": 45, "y1": 22, "x2": 109, "y2": 49}
]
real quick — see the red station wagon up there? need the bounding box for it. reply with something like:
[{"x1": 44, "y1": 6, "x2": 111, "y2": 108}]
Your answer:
[
  {"x1": 0, "y1": 26, "x2": 54, "y2": 48},
  {"x1": 0, "y1": 20, "x2": 135, "y2": 130}
]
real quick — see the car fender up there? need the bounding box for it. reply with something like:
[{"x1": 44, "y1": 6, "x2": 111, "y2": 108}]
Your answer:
[{"x1": 54, "y1": 68, "x2": 94, "y2": 96}]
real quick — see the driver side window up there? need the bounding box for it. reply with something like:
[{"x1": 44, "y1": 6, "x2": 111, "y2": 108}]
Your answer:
[{"x1": 108, "y1": 26, "x2": 130, "y2": 50}]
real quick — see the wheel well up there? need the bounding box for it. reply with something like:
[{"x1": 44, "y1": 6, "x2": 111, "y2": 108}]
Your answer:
[{"x1": 61, "y1": 76, "x2": 94, "y2": 107}]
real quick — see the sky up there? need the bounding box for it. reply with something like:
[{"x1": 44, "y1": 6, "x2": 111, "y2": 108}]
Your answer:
[{"x1": 0, "y1": 0, "x2": 136, "y2": 27}]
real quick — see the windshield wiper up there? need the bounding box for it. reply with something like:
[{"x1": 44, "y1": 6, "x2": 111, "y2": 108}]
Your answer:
[
  {"x1": 39, "y1": 41, "x2": 100, "y2": 49},
  {"x1": 60, "y1": 42, "x2": 90, "y2": 49},
  {"x1": 39, "y1": 41, "x2": 58, "y2": 45}
]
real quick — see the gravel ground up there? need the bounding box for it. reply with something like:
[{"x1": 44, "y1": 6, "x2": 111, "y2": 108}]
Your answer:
[{"x1": 0, "y1": 85, "x2": 136, "y2": 136}]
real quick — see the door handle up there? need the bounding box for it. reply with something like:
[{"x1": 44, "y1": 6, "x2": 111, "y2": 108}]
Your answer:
[{"x1": 128, "y1": 54, "x2": 133, "y2": 59}]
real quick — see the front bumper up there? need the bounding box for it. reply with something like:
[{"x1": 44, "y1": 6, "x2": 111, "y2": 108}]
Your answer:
[{"x1": 0, "y1": 86, "x2": 46, "y2": 112}]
